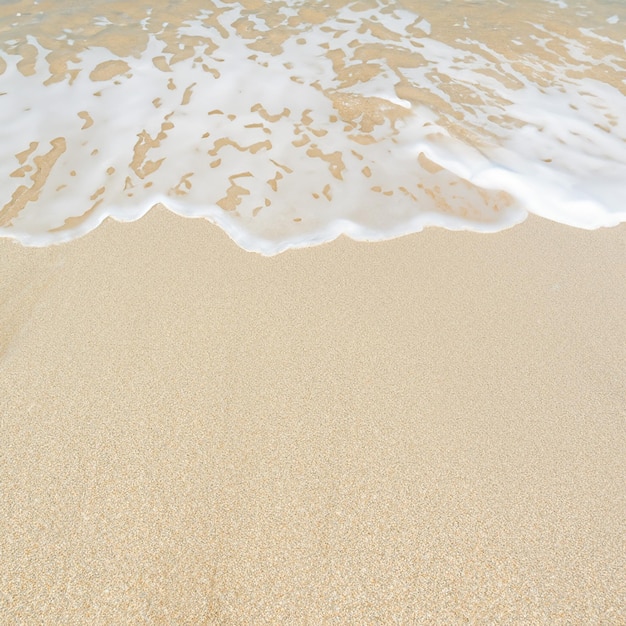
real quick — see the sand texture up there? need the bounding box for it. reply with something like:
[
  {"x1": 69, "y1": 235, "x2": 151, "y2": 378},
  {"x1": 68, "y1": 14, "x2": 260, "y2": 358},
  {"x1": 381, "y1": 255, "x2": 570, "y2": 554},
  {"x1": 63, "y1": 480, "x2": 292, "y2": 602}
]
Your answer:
[{"x1": 0, "y1": 209, "x2": 625, "y2": 624}]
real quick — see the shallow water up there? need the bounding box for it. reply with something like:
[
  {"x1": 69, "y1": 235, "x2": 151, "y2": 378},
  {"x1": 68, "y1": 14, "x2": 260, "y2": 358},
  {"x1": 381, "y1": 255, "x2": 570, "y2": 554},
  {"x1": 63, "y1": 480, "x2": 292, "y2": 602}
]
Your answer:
[{"x1": 1, "y1": 0, "x2": 625, "y2": 253}]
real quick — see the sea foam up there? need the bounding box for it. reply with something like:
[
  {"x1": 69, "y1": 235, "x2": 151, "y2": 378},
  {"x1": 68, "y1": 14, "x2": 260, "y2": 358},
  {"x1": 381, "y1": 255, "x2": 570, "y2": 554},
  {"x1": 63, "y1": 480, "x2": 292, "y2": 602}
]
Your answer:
[{"x1": 1, "y1": 0, "x2": 625, "y2": 253}]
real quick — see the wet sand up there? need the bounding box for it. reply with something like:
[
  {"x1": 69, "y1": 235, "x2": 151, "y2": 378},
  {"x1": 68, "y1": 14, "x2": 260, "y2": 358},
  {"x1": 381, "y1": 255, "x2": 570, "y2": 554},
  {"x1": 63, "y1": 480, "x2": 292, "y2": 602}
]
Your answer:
[{"x1": 0, "y1": 208, "x2": 624, "y2": 623}]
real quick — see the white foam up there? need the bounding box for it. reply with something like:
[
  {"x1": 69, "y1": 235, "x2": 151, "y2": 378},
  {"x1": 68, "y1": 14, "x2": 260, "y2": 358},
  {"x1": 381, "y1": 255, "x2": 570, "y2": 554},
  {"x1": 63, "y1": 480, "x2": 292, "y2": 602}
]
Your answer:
[{"x1": 1, "y1": 0, "x2": 625, "y2": 254}]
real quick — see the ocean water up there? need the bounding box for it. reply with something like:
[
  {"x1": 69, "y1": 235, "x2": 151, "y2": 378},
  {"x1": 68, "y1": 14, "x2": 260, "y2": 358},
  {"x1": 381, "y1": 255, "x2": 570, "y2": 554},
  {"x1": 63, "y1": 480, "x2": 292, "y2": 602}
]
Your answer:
[{"x1": 1, "y1": 0, "x2": 625, "y2": 254}]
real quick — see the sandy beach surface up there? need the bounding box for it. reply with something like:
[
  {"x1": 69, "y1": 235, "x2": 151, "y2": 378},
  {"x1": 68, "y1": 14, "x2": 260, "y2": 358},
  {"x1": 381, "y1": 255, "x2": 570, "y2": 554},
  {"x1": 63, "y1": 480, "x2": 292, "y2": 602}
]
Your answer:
[{"x1": 0, "y1": 208, "x2": 624, "y2": 624}]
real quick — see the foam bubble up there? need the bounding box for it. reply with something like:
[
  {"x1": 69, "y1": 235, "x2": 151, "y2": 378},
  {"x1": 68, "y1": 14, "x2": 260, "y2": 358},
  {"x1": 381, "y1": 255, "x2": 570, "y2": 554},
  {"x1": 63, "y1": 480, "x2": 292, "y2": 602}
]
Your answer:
[{"x1": 1, "y1": 0, "x2": 625, "y2": 253}]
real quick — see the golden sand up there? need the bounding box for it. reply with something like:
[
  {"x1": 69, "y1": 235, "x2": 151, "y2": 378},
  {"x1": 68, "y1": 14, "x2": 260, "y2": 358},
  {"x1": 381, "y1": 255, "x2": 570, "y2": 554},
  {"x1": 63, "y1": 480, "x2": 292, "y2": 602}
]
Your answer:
[{"x1": 0, "y1": 208, "x2": 625, "y2": 623}]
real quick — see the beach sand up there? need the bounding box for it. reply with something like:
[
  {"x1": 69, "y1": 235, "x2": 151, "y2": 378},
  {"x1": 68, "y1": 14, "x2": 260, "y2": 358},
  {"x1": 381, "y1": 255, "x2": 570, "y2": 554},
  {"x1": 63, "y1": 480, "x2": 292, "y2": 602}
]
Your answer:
[{"x1": 0, "y1": 207, "x2": 624, "y2": 624}]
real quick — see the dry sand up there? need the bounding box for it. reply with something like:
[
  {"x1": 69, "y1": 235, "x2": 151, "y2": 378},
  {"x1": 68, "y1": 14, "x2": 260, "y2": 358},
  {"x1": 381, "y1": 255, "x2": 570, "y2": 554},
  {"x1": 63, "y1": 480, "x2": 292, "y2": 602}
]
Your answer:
[{"x1": 0, "y1": 208, "x2": 624, "y2": 624}]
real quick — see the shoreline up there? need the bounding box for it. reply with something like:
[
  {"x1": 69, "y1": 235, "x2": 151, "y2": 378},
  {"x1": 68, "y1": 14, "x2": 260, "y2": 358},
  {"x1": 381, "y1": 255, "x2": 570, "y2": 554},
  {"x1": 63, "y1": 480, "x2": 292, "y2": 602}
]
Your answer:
[{"x1": 1, "y1": 208, "x2": 625, "y2": 623}]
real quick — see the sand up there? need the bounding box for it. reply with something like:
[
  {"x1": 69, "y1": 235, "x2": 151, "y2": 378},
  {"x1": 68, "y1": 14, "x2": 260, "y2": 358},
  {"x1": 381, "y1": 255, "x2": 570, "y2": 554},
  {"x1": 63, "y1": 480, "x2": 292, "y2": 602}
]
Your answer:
[{"x1": 0, "y1": 208, "x2": 624, "y2": 624}]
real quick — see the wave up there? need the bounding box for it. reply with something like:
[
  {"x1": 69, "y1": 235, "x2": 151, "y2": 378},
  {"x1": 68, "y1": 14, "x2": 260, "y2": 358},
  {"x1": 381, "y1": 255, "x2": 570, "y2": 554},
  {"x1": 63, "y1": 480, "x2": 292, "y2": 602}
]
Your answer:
[{"x1": 1, "y1": 0, "x2": 625, "y2": 253}]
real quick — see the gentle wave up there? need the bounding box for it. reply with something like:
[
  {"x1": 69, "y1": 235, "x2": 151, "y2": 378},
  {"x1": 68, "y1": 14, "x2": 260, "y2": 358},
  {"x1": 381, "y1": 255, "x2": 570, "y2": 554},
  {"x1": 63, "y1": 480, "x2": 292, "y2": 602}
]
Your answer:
[{"x1": 1, "y1": 0, "x2": 625, "y2": 253}]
